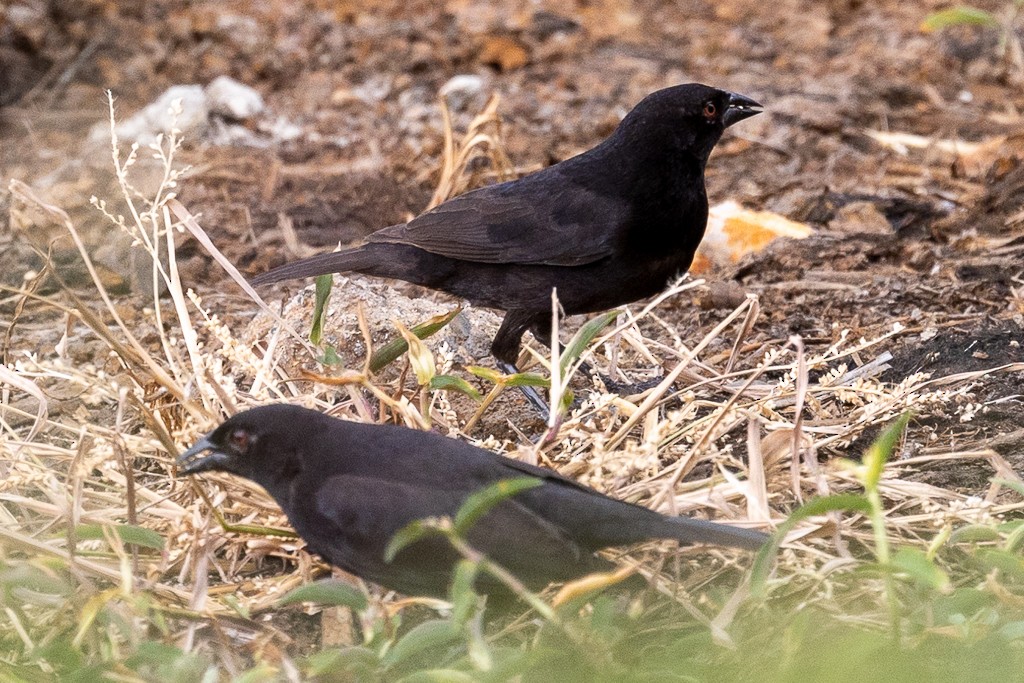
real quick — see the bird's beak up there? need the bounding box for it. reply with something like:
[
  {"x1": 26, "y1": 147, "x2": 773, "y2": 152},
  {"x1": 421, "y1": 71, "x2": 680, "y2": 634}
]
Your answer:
[
  {"x1": 723, "y1": 92, "x2": 763, "y2": 127},
  {"x1": 177, "y1": 435, "x2": 230, "y2": 475}
]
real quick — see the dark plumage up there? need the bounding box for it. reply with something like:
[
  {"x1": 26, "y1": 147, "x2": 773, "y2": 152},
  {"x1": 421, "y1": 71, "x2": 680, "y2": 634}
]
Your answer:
[
  {"x1": 178, "y1": 405, "x2": 767, "y2": 601},
  {"x1": 251, "y1": 84, "x2": 762, "y2": 367}
]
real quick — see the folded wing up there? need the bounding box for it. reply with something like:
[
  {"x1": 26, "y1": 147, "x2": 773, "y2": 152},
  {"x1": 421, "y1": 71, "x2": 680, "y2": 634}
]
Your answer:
[{"x1": 369, "y1": 170, "x2": 628, "y2": 266}]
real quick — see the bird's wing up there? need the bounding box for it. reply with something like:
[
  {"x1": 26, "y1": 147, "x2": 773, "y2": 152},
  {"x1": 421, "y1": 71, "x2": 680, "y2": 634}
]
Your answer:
[
  {"x1": 310, "y1": 474, "x2": 608, "y2": 591},
  {"x1": 368, "y1": 172, "x2": 628, "y2": 266},
  {"x1": 307, "y1": 475, "x2": 462, "y2": 595},
  {"x1": 486, "y1": 450, "x2": 603, "y2": 495}
]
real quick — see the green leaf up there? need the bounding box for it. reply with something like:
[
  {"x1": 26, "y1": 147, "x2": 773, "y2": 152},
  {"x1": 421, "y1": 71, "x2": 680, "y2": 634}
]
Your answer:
[
  {"x1": 430, "y1": 374, "x2": 482, "y2": 401},
  {"x1": 559, "y1": 389, "x2": 575, "y2": 413},
  {"x1": 304, "y1": 647, "x2": 379, "y2": 678},
  {"x1": 892, "y1": 548, "x2": 951, "y2": 592},
  {"x1": 560, "y1": 309, "x2": 621, "y2": 375},
  {"x1": 467, "y1": 366, "x2": 503, "y2": 384},
  {"x1": 319, "y1": 344, "x2": 343, "y2": 366},
  {"x1": 976, "y1": 549, "x2": 1024, "y2": 581},
  {"x1": 449, "y1": 559, "x2": 480, "y2": 625},
  {"x1": 922, "y1": 6, "x2": 998, "y2": 31},
  {"x1": 394, "y1": 318, "x2": 436, "y2": 386},
  {"x1": 503, "y1": 373, "x2": 550, "y2": 388},
  {"x1": 234, "y1": 664, "x2": 280, "y2": 683},
  {"x1": 0, "y1": 563, "x2": 72, "y2": 595},
  {"x1": 381, "y1": 620, "x2": 462, "y2": 669},
  {"x1": 125, "y1": 642, "x2": 209, "y2": 680},
  {"x1": 396, "y1": 670, "x2": 476, "y2": 683},
  {"x1": 466, "y1": 616, "x2": 492, "y2": 672},
  {"x1": 75, "y1": 523, "x2": 165, "y2": 551},
  {"x1": 223, "y1": 593, "x2": 251, "y2": 619},
  {"x1": 385, "y1": 520, "x2": 440, "y2": 563},
  {"x1": 278, "y1": 579, "x2": 368, "y2": 611},
  {"x1": 370, "y1": 308, "x2": 462, "y2": 373},
  {"x1": 999, "y1": 519, "x2": 1024, "y2": 534},
  {"x1": 949, "y1": 525, "x2": 1002, "y2": 545},
  {"x1": 466, "y1": 366, "x2": 550, "y2": 388},
  {"x1": 73, "y1": 587, "x2": 120, "y2": 647},
  {"x1": 751, "y1": 493, "x2": 872, "y2": 597},
  {"x1": 862, "y1": 413, "x2": 911, "y2": 491},
  {"x1": 994, "y1": 478, "x2": 1024, "y2": 500},
  {"x1": 1005, "y1": 522, "x2": 1024, "y2": 553},
  {"x1": 10, "y1": 586, "x2": 67, "y2": 607},
  {"x1": 453, "y1": 478, "x2": 543, "y2": 536},
  {"x1": 310, "y1": 274, "x2": 333, "y2": 345},
  {"x1": 998, "y1": 621, "x2": 1024, "y2": 642},
  {"x1": 791, "y1": 492, "x2": 873, "y2": 519}
]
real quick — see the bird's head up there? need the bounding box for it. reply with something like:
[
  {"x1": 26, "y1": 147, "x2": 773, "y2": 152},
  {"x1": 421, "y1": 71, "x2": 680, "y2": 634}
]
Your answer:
[
  {"x1": 177, "y1": 405, "x2": 321, "y2": 493},
  {"x1": 616, "y1": 84, "x2": 762, "y2": 163}
]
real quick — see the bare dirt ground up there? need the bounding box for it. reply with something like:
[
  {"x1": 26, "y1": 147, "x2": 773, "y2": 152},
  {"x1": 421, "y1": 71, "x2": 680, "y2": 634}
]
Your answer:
[{"x1": 2, "y1": 0, "x2": 1024, "y2": 660}]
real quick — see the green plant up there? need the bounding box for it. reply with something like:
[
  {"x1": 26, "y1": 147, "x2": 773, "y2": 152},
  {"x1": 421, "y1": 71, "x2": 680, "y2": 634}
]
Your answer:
[{"x1": 923, "y1": 2, "x2": 1024, "y2": 71}]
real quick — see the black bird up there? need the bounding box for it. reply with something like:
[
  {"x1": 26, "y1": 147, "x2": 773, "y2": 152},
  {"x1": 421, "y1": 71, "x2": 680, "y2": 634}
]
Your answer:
[
  {"x1": 178, "y1": 404, "x2": 768, "y2": 601},
  {"x1": 251, "y1": 84, "x2": 762, "y2": 373}
]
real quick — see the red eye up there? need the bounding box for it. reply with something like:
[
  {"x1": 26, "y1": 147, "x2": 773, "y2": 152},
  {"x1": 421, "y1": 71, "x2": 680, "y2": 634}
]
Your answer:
[
  {"x1": 229, "y1": 429, "x2": 250, "y2": 452},
  {"x1": 703, "y1": 102, "x2": 717, "y2": 119}
]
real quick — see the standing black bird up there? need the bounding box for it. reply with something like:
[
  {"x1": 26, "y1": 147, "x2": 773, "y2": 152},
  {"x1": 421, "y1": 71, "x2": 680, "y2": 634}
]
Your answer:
[
  {"x1": 251, "y1": 84, "x2": 762, "y2": 371},
  {"x1": 178, "y1": 405, "x2": 768, "y2": 601}
]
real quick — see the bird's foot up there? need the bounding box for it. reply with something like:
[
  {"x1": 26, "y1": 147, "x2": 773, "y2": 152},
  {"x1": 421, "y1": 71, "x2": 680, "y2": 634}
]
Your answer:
[
  {"x1": 577, "y1": 361, "x2": 673, "y2": 398},
  {"x1": 496, "y1": 361, "x2": 550, "y2": 423},
  {"x1": 598, "y1": 373, "x2": 670, "y2": 396}
]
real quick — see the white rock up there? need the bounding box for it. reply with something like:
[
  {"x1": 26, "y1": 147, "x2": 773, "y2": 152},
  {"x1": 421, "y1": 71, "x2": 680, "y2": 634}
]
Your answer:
[
  {"x1": 439, "y1": 74, "x2": 486, "y2": 110},
  {"x1": 110, "y1": 85, "x2": 209, "y2": 146},
  {"x1": 260, "y1": 116, "x2": 304, "y2": 142},
  {"x1": 206, "y1": 75, "x2": 265, "y2": 120}
]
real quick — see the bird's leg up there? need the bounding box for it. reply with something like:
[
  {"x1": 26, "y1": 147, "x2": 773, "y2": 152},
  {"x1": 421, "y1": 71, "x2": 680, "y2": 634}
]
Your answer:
[
  {"x1": 528, "y1": 315, "x2": 553, "y2": 350},
  {"x1": 491, "y1": 310, "x2": 551, "y2": 422},
  {"x1": 526, "y1": 314, "x2": 586, "y2": 413},
  {"x1": 490, "y1": 310, "x2": 535, "y2": 368},
  {"x1": 537, "y1": 315, "x2": 667, "y2": 399}
]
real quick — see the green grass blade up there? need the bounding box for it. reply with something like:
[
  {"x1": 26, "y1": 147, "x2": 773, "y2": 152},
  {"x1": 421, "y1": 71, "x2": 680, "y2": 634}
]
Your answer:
[
  {"x1": 381, "y1": 620, "x2": 462, "y2": 669},
  {"x1": 751, "y1": 493, "x2": 872, "y2": 597},
  {"x1": 453, "y1": 478, "x2": 543, "y2": 536},
  {"x1": 922, "y1": 6, "x2": 998, "y2": 31},
  {"x1": 503, "y1": 373, "x2": 550, "y2": 388},
  {"x1": 278, "y1": 578, "x2": 369, "y2": 611},
  {"x1": 891, "y1": 548, "x2": 951, "y2": 592},
  {"x1": 385, "y1": 520, "x2": 438, "y2": 563},
  {"x1": 863, "y1": 413, "x2": 911, "y2": 491},
  {"x1": 429, "y1": 374, "x2": 482, "y2": 401},
  {"x1": 310, "y1": 274, "x2": 333, "y2": 345},
  {"x1": 560, "y1": 309, "x2": 621, "y2": 375},
  {"x1": 74, "y1": 523, "x2": 165, "y2": 551},
  {"x1": 370, "y1": 308, "x2": 462, "y2": 374}
]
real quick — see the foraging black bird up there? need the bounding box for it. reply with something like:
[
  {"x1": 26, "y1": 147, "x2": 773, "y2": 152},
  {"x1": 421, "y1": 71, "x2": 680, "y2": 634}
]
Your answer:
[
  {"x1": 251, "y1": 84, "x2": 762, "y2": 370},
  {"x1": 178, "y1": 404, "x2": 768, "y2": 601}
]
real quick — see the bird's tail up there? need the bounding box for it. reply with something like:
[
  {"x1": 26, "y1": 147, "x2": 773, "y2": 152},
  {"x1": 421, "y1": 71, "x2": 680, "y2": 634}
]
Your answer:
[
  {"x1": 250, "y1": 247, "x2": 380, "y2": 285},
  {"x1": 654, "y1": 516, "x2": 769, "y2": 551}
]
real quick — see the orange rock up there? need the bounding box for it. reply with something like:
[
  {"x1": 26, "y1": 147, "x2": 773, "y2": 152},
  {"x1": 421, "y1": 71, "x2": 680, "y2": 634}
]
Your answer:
[
  {"x1": 691, "y1": 201, "x2": 813, "y2": 273},
  {"x1": 478, "y1": 35, "x2": 530, "y2": 71}
]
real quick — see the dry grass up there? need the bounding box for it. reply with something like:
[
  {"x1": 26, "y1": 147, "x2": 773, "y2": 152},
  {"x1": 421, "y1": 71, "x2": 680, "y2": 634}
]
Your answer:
[{"x1": 2, "y1": 92, "x2": 1023, "y2": 662}]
